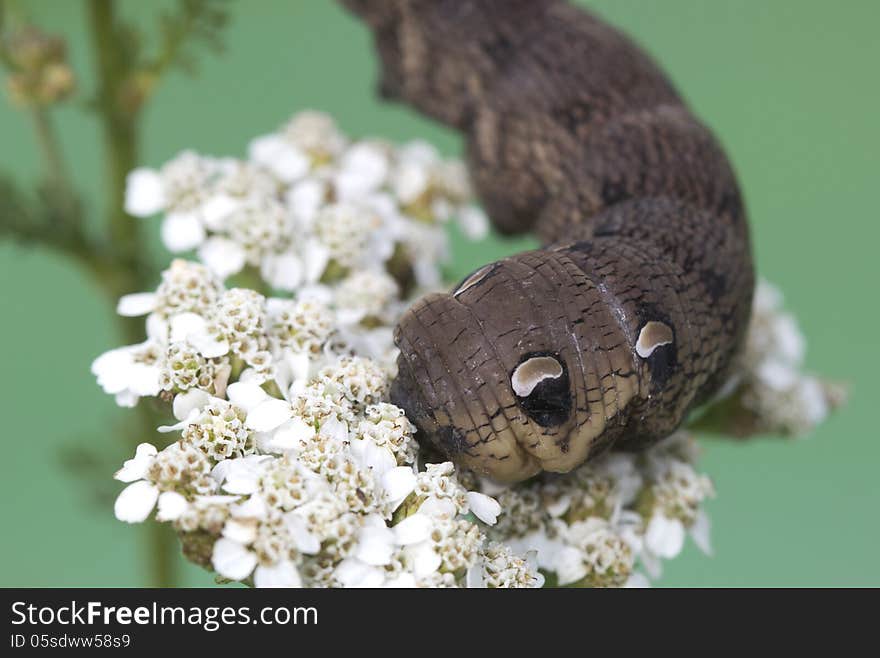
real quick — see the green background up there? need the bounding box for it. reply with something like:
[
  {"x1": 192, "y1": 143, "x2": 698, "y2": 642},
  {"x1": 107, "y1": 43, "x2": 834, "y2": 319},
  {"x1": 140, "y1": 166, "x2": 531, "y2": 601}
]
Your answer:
[{"x1": 1, "y1": 0, "x2": 877, "y2": 587}]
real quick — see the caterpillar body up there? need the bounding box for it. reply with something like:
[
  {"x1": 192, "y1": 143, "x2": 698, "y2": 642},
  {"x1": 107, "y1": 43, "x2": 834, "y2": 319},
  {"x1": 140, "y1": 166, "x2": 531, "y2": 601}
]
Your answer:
[{"x1": 344, "y1": 0, "x2": 754, "y2": 482}]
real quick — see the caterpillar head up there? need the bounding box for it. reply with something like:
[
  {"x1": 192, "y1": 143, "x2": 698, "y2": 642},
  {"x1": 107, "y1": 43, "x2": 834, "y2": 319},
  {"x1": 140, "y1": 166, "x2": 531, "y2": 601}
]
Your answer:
[{"x1": 390, "y1": 256, "x2": 613, "y2": 482}]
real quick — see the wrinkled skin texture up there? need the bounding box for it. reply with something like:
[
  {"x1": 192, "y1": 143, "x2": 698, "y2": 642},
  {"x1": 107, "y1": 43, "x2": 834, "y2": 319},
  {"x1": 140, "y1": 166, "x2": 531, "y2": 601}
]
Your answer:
[{"x1": 343, "y1": 0, "x2": 754, "y2": 482}]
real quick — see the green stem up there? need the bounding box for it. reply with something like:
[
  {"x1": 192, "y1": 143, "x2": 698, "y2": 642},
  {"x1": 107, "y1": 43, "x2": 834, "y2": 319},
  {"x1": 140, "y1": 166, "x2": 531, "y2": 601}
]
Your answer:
[
  {"x1": 87, "y1": 0, "x2": 174, "y2": 588},
  {"x1": 30, "y1": 109, "x2": 75, "y2": 207},
  {"x1": 87, "y1": 0, "x2": 141, "y2": 257}
]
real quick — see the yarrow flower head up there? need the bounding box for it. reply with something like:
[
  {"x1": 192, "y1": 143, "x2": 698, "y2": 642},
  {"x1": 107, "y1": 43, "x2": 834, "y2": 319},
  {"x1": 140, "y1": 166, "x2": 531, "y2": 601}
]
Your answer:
[{"x1": 99, "y1": 111, "x2": 837, "y2": 588}]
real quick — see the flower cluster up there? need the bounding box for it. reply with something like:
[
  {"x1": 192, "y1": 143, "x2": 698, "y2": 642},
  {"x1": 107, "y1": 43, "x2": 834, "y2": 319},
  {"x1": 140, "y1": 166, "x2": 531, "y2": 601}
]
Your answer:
[
  {"x1": 718, "y1": 280, "x2": 845, "y2": 436},
  {"x1": 482, "y1": 433, "x2": 712, "y2": 587},
  {"x1": 96, "y1": 111, "x2": 836, "y2": 588},
  {"x1": 123, "y1": 110, "x2": 488, "y2": 292}
]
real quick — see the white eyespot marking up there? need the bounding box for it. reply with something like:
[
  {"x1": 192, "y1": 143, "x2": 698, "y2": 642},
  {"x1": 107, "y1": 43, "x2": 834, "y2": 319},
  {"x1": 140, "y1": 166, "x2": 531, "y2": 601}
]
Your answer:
[
  {"x1": 511, "y1": 356, "x2": 564, "y2": 397},
  {"x1": 454, "y1": 264, "x2": 493, "y2": 298},
  {"x1": 636, "y1": 321, "x2": 674, "y2": 358}
]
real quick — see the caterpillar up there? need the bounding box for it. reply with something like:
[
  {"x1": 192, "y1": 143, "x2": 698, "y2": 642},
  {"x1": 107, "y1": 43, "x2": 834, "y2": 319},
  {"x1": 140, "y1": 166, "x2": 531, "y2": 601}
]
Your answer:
[{"x1": 343, "y1": 0, "x2": 755, "y2": 482}]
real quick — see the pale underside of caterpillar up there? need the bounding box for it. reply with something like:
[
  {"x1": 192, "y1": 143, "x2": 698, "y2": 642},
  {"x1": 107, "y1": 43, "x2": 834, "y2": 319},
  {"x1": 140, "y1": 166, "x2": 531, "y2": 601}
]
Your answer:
[{"x1": 343, "y1": 0, "x2": 755, "y2": 482}]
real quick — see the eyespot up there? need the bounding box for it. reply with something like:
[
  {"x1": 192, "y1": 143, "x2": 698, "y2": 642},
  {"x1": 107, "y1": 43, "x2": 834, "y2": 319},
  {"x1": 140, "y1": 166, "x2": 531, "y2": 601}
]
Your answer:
[
  {"x1": 511, "y1": 354, "x2": 571, "y2": 427},
  {"x1": 511, "y1": 356, "x2": 564, "y2": 396},
  {"x1": 636, "y1": 321, "x2": 674, "y2": 358}
]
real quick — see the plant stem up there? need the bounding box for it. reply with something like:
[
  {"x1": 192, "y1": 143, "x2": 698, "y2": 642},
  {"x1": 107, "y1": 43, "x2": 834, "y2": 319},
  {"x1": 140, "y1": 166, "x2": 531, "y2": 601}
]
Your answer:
[
  {"x1": 87, "y1": 0, "x2": 175, "y2": 588},
  {"x1": 87, "y1": 0, "x2": 141, "y2": 258},
  {"x1": 30, "y1": 109, "x2": 76, "y2": 213}
]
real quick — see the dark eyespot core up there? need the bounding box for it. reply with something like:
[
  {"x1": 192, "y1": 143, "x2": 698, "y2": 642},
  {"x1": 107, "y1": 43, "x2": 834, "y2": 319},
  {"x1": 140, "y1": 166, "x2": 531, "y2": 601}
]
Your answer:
[{"x1": 511, "y1": 352, "x2": 572, "y2": 427}]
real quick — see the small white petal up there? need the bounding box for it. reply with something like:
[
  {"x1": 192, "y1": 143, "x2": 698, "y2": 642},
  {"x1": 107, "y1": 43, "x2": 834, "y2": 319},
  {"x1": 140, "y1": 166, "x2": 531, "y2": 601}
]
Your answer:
[
  {"x1": 319, "y1": 416, "x2": 349, "y2": 443},
  {"x1": 172, "y1": 389, "x2": 213, "y2": 421},
  {"x1": 274, "y1": 351, "x2": 312, "y2": 398},
  {"x1": 466, "y1": 563, "x2": 485, "y2": 588},
  {"x1": 457, "y1": 205, "x2": 489, "y2": 240},
  {"x1": 156, "y1": 410, "x2": 195, "y2": 433},
  {"x1": 381, "y1": 467, "x2": 417, "y2": 511},
  {"x1": 383, "y1": 572, "x2": 417, "y2": 588},
  {"x1": 187, "y1": 331, "x2": 229, "y2": 359},
  {"x1": 246, "y1": 399, "x2": 293, "y2": 432},
  {"x1": 145, "y1": 313, "x2": 168, "y2": 342},
  {"x1": 392, "y1": 514, "x2": 432, "y2": 546},
  {"x1": 350, "y1": 439, "x2": 396, "y2": 478},
  {"x1": 231, "y1": 495, "x2": 267, "y2": 520},
  {"x1": 355, "y1": 525, "x2": 396, "y2": 566},
  {"x1": 624, "y1": 572, "x2": 652, "y2": 588},
  {"x1": 249, "y1": 135, "x2": 309, "y2": 182},
  {"x1": 466, "y1": 491, "x2": 502, "y2": 526},
  {"x1": 227, "y1": 382, "x2": 269, "y2": 412},
  {"x1": 554, "y1": 546, "x2": 588, "y2": 586},
  {"x1": 124, "y1": 168, "x2": 165, "y2": 217},
  {"x1": 285, "y1": 178, "x2": 325, "y2": 227},
  {"x1": 254, "y1": 561, "x2": 302, "y2": 588},
  {"x1": 416, "y1": 495, "x2": 457, "y2": 519},
  {"x1": 645, "y1": 513, "x2": 686, "y2": 559},
  {"x1": 127, "y1": 362, "x2": 161, "y2": 397},
  {"x1": 115, "y1": 391, "x2": 139, "y2": 407},
  {"x1": 335, "y1": 558, "x2": 385, "y2": 588},
  {"x1": 392, "y1": 162, "x2": 429, "y2": 204},
  {"x1": 285, "y1": 514, "x2": 321, "y2": 555},
  {"x1": 212, "y1": 538, "x2": 257, "y2": 581},
  {"x1": 117, "y1": 292, "x2": 157, "y2": 317},
  {"x1": 265, "y1": 417, "x2": 316, "y2": 452},
  {"x1": 223, "y1": 518, "x2": 258, "y2": 544},
  {"x1": 198, "y1": 194, "x2": 240, "y2": 231},
  {"x1": 406, "y1": 542, "x2": 442, "y2": 578},
  {"x1": 302, "y1": 239, "x2": 330, "y2": 283},
  {"x1": 335, "y1": 142, "x2": 388, "y2": 199},
  {"x1": 114, "y1": 443, "x2": 157, "y2": 482},
  {"x1": 156, "y1": 491, "x2": 188, "y2": 521},
  {"x1": 198, "y1": 237, "x2": 246, "y2": 279},
  {"x1": 689, "y1": 509, "x2": 713, "y2": 555},
  {"x1": 161, "y1": 211, "x2": 205, "y2": 252},
  {"x1": 169, "y1": 312, "x2": 207, "y2": 343},
  {"x1": 218, "y1": 456, "x2": 269, "y2": 495},
  {"x1": 640, "y1": 549, "x2": 663, "y2": 580},
  {"x1": 91, "y1": 348, "x2": 135, "y2": 395},
  {"x1": 261, "y1": 252, "x2": 303, "y2": 291},
  {"x1": 114, "y1": 481, "x2": 159, "y2": 523}
]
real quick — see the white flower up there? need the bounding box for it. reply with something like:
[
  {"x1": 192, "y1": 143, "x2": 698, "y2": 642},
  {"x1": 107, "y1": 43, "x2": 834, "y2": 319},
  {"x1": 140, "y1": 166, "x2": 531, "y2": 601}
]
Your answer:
[
  {"x1": 117, "y1": 292, "x2": 157, "y2": 317},
  {"x1": 124, "y1": 167, "x2": 165, "y2": 217},
  {"x1": 334, "y1": 557, "x2": 386, "y2": 588},
  {"x1": 226, "y1": 382, "x2": 294, "y2": 432},
  {"x1": 334, "y1": 142, "x2": 389, "y2": 199},
  {"x1": 156, "y1": 491, "x2": 189, "y2": 521},
  {"x1": 260, "y1": 252, "x2": 303, "y2": 291},
  {"x1": 248, "y1": 134, "x2": 309, "y2": 183},
  {"x1": 466, "y1": 492, "x2": 502, "y2": 526},
  {"x1": 212, "y1": 537, "x2": 258, "y2": 581},
  {"x1": 392, "y1": 514, "x2": 433, "y2": 545},
  {"x1": 115, "y1": 443, "x2": 157, "y2": 482},
  {"x1": 114, "y1": 480, "x2": 160, "y2": 523},
  {"x1": 198, "y1": 237, "x2": 247, "y2": 279},
  {"x1": 161, "y1": 211, "x2": 205, "y2": 252},
  {"x1": 214, "y1": 455, "x2": 271, "y2": 495},
  {"x1": 644, "y1": 513, "x2": 686, "y2": 559},
  {"x1": 690, "y1": 509, "x2": 712, "y2": 555},
  {"x1": 92, "y1": 341, "x2": 162, "y2": 407},
  {"x1": 285, "y1": 178, "x2": 326, "y2": 228},
  {"x1": 353, "y1": 517, "x2": 396, "y2": 566},
  {"x1": 457, "y1": 205, "x2": 489, "y2": 240},
  {"x1": 253, "y1": 560, "x2": 302, "y2": 588}
]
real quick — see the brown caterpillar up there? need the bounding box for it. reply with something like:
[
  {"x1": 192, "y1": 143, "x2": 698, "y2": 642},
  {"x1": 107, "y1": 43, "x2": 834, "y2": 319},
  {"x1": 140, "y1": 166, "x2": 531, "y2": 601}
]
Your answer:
[{"x1": 343, "y1": 0, "x2": 754, "y2": 482}]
